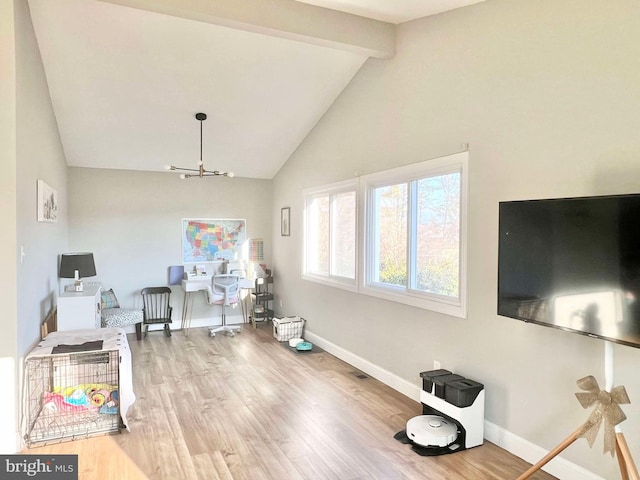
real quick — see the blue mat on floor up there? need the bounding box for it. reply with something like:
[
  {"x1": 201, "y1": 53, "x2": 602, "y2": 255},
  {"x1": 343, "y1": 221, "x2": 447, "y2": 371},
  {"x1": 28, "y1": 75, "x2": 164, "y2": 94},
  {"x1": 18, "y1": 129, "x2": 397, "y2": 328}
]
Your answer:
[{"x1": 278, "y1": 341, "x2": 324, "y2": 355}]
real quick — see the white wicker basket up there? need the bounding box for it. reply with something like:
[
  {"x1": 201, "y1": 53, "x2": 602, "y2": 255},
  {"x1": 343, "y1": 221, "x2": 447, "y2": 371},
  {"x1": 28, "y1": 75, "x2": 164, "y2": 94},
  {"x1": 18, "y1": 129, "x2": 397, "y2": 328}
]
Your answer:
[{"x1": 272, "y1": 316, "x2": 305, "y2": 341}]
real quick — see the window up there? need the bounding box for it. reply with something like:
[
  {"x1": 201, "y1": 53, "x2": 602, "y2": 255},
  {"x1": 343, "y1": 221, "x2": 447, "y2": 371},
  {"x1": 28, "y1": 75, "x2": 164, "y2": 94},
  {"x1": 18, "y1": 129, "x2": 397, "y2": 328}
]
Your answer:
[
  {"x1": 303, "y1": 179, "x2": 357, "y2": 291},
  {"x1": 361, "y1": 152, "x2": 468, "y2": 317},
  {"x1": 301, "y1": 151, "x2": 467, "y2": 317}
]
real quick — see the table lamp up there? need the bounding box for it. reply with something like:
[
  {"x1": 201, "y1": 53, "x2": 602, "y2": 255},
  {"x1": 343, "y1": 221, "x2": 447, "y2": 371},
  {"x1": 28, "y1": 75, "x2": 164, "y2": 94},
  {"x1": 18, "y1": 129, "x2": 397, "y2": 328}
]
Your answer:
[{"x1": 59, "y1": 252, "x2": 96, "y2": 292}]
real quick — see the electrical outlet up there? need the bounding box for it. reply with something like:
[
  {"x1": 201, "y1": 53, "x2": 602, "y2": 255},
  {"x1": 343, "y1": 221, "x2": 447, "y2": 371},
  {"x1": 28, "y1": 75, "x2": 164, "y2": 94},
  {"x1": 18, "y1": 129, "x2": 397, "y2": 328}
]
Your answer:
[{"x1": 433, "y1": 360, "x2": 441, "y2": 370}]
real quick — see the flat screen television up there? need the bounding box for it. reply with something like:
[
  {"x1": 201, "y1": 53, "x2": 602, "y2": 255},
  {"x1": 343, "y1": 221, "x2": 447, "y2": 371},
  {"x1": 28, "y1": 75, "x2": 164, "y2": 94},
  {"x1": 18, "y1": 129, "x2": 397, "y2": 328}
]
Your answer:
[{"x1": 498, "y1": 193, "x2": 640, "y2": 349}]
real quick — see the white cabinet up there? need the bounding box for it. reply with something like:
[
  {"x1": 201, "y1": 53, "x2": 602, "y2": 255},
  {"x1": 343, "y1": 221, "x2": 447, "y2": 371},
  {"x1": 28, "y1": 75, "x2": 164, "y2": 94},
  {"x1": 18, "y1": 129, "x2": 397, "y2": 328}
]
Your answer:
[{"x1": 57, "y1": 285, "x2": 102, "y2": 331}]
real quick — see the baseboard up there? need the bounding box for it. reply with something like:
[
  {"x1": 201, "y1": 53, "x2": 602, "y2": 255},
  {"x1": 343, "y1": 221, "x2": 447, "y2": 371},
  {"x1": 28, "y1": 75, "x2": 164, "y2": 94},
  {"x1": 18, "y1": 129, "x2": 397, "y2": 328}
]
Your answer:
[
  {"x1": 304, "y1": 329, "x2": 604, "y2": 480},
  {"x1": 484, "y1": 422, "x2": 604, "y2": 480},
  {"x1": 122, "y1": 314, "x2": 245, "y2": 336},
  {"x1": 180, "y1": 314, "x2": 245, "y2": 330},
  {"x1": 304, "y1": 330, "x2": 420, "y2": 401}
]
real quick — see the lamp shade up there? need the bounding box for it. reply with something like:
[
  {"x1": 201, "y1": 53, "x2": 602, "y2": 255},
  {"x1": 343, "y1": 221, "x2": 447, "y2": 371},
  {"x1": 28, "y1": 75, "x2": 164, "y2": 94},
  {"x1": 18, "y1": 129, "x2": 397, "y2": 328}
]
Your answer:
[{"x1": 59, "y1": 252, "x2": 96, "y2": 279}]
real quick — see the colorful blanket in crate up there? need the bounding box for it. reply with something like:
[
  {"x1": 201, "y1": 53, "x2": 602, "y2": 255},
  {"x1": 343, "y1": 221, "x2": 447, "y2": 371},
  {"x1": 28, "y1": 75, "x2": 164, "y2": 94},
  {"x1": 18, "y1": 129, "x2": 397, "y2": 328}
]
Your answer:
[{"x1": 44, "y1": 383, "x2": 120, "y2": 415}]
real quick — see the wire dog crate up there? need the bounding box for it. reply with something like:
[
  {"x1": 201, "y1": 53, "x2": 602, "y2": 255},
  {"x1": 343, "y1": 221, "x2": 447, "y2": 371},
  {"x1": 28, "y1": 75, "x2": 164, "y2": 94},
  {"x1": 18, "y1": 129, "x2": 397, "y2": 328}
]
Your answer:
[{"x1": 24, "y1": 349, "x2": 121, "y2": 447}]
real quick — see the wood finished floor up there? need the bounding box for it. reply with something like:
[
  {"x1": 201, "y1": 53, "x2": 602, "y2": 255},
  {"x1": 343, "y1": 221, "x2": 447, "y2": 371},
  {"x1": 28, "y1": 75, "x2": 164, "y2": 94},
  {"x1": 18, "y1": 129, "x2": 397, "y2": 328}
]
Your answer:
[{"x1": 28, "y1": 325, "x2": 557, "y2": 479}]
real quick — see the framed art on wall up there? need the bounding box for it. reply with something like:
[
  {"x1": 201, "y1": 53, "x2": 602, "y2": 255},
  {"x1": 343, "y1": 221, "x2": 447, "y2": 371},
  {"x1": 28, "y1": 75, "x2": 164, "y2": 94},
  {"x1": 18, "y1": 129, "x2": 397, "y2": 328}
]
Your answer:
[
  {"x1": 37, "y1": 180, "x2": 58, "y2": 222},
  {"x1": 281, "y1": 207, "x2": 290, "y2": 236},
  {"x1": 181, "y1": 218, "x2": 246, "y2": 263}
]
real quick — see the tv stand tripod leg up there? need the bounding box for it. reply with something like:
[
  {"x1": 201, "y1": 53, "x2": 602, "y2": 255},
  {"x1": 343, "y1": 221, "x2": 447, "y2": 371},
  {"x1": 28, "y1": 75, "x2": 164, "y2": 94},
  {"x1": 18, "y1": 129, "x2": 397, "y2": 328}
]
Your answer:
[
  {"x1": 617, "y1": 440, "x2": 630, "y2": 480},
  {"x1": 616, "y1": 432, "x2": 639, "y2": 480},
  {"x1": 515, "y1": 424, "x2": 585, "y2": 480}
]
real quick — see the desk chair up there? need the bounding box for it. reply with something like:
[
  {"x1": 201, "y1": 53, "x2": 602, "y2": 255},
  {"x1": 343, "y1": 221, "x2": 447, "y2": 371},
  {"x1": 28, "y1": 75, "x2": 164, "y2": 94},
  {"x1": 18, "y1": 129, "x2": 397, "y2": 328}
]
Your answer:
[{"x1": 206, "y1": 274, "x2": 242, "y2": 337}]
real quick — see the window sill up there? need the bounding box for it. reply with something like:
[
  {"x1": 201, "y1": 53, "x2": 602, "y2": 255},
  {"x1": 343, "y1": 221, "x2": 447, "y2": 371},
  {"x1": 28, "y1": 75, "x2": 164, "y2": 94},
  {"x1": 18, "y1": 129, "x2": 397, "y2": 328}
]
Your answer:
[
  {"x1": 302, "y1": 273, "x2": 358, "y2": 293},
  {"x1": 360, "y1": 284, "x2": 466, "y2": 318}
]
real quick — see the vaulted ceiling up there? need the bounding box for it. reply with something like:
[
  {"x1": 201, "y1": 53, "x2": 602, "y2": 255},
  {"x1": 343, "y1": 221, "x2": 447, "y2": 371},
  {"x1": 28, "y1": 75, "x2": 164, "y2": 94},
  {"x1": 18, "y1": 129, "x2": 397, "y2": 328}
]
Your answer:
[{"x1": 28, "y1": 0, "x2": 484, "y2": 179}]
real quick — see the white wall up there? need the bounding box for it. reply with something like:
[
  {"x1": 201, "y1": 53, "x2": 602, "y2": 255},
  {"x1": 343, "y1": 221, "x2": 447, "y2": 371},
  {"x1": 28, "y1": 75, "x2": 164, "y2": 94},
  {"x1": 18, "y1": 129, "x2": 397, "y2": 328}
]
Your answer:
[
  {"x1": 0, "y1": 0, "x2": 19, "y2": 455},
  {"x1": 272, "y1": 0, "x2": 640, "y2": 478},
  {"x1": 2, "y1": 0, "x2": 70, "y2": 452},
  {"x1": 16, "y1": 0, "x2": 69, "y2": 355},
  {"x1": 68, "y1": 167, "x2": 272, "y2": 330}
]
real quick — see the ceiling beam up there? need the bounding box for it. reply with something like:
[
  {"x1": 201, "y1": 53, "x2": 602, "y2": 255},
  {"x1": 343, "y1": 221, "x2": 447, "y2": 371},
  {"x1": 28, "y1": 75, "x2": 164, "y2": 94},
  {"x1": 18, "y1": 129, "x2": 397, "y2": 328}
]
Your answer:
[{"x1": 98, "y1": 0, "x2": 395, "y2": 58}]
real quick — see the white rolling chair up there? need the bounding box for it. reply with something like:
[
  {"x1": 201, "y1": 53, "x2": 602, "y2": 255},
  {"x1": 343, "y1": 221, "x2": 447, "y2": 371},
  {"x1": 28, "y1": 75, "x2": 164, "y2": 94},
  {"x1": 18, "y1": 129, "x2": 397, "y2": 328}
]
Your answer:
[{"x1": 206, "y1": 274, "x2": 242, "y2": 337}]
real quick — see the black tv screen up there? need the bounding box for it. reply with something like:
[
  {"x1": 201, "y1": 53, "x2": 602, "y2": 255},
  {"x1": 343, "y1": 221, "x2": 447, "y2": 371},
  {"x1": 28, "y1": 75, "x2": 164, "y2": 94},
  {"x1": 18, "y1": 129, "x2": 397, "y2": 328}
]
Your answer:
[{"x1": 498, "y1": 193, "x2": 640, "y2": 349}]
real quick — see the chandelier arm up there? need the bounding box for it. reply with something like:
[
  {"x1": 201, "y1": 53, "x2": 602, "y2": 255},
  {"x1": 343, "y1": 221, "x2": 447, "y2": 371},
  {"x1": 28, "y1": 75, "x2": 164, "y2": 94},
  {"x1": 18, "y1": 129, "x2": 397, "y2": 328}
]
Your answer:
[{"x1": 166, "y1": 112, "x2": 233, "y2": 179}]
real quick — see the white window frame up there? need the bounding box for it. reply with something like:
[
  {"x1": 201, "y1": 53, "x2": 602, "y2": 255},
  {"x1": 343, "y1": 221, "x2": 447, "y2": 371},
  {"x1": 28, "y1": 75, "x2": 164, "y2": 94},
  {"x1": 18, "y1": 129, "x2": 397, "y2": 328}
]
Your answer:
[
  {"x1": 359, "y1": 151, "x2": 468, "y2": 318},
  {"x1": 302, "y1": 178, "x2": 358, "y2": 292}
]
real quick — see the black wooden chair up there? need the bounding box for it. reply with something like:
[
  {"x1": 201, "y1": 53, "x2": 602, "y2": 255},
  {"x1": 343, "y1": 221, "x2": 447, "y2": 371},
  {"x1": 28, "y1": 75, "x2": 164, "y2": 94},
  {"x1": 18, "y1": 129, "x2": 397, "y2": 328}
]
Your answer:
[{"x1": 141, "y1": 287, "x2": 173, "y2": 338}]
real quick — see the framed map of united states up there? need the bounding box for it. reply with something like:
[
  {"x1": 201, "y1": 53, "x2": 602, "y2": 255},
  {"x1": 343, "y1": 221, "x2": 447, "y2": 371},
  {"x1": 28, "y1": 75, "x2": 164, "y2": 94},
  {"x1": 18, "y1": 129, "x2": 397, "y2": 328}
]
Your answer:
[{"x1": 182, "y1": 218, "x2": 247, "y2": 263}]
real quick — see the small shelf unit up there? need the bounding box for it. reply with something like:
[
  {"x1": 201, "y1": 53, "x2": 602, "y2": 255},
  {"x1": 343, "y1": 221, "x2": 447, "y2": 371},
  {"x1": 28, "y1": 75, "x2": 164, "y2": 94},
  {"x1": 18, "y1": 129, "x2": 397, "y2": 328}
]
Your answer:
[{"x1": 251, "y1": 275, "x2": 274, "y2": 325}]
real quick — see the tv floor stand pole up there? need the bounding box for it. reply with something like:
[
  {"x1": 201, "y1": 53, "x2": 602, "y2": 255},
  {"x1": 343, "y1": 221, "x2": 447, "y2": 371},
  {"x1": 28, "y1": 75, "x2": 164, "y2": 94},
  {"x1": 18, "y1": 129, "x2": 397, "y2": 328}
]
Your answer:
[
  {"x1": 605, "y1": 341, "x2": 639, "y2": 480},
  {"x1": 516, "y1": 341, "x2": 638, "y2": 480}
]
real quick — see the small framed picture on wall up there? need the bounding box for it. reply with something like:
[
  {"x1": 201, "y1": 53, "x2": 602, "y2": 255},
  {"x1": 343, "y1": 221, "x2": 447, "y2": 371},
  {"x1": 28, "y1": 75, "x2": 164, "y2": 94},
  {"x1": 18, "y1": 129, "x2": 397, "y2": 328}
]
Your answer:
[
  {"x1": 37, "y1": 180, "x2": 58, "y2": 222},
  {"x1": 281, "y1": 207, "x2": 290, "y2": 236}
]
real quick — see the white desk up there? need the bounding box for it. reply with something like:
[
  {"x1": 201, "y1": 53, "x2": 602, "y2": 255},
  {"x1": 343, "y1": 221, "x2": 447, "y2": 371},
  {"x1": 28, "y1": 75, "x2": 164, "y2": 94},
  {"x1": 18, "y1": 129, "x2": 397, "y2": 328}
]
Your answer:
[
  {"x1": 182, "y1": 276, "x2": 212, "y2": 292},
  {"x1": 180, "y1": 276, "x2": 254, "y2": 335},
  {"x1": 180, "y1": 277, "x2": 211, "y2": 334}
]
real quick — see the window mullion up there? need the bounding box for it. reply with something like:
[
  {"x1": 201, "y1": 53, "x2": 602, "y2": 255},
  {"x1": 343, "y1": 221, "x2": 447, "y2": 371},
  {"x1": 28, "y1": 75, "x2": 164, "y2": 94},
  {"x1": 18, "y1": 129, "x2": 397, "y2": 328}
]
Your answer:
[
  {"x1": 329, "y1": 193, "x2": 334, "y2": 277},
  {"x1": 370, "y1": 187, "x2": 379, "y2": 284},
  {"x1": 305, "y1": 196, "x2": 313, "y2": 274},
  {"x1": 408, "y1": 180, "x2": 418, "y2": 291}
]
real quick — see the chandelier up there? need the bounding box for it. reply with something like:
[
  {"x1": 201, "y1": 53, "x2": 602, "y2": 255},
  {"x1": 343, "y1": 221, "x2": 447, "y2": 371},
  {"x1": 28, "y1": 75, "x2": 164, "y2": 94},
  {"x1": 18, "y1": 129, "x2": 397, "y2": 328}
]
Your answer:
[{"x1": 165, "y1": 113, "x2": 234, "y2": 179}]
